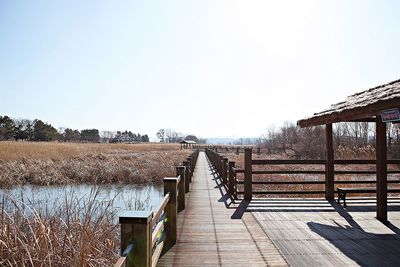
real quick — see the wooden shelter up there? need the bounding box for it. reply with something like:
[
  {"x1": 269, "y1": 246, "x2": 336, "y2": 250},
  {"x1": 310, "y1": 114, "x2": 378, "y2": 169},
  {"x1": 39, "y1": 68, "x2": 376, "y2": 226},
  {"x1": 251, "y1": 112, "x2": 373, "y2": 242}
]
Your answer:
[
  {"x1": 180, "y1": 140, "x2": 196, "y2": 149},
  {"x1": 297, "y1": 79, "x2": 400, "y2": 222}
]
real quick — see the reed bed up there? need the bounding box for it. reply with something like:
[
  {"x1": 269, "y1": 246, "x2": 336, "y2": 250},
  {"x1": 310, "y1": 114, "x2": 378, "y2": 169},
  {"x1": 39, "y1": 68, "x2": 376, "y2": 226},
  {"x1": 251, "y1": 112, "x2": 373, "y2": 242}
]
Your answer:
[
  {"x1": 0, "y1": 189, "x2": 126, "y2": 267},
  {"x1": 0, "y1": 142, "x2": 189, "y2": 188}
]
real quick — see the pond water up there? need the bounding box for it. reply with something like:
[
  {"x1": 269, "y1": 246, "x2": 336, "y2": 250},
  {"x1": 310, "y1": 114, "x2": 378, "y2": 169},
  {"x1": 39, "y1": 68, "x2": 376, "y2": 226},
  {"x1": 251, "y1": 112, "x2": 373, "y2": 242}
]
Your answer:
[{"x1": 0, "y1": 184, "x2": 164, "y2": 215}]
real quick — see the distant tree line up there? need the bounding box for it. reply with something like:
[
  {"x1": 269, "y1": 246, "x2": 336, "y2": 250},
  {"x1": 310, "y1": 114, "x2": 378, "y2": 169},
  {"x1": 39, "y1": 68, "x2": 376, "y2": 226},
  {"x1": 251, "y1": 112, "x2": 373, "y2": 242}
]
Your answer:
[
  {"x1": 261, "y1": 121, "x2": 400, "y2": 159},
  {"x1": 0, "y1": 115, "x2": 150, "y2": 143},
  {"x1": 156, "y1": 128, "x2": 206, "y2": 144}
]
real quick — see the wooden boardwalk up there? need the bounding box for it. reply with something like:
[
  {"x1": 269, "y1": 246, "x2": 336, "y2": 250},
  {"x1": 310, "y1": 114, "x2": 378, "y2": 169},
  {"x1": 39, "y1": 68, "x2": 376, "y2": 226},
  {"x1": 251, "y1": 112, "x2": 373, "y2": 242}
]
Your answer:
[
  {"x1": 158, "y1": 152, "x2": 288, "y2": 267},
  {"x1": 251, "y1": 198, "x2": 400, "y2": 267}
]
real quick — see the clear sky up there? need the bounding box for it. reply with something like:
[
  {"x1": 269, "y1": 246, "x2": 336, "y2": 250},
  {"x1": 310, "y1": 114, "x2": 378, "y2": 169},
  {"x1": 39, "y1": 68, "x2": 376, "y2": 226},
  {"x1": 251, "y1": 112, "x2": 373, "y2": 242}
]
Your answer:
[{"x1": 1, "y1": 1, "x2": 400, "y2": 139}]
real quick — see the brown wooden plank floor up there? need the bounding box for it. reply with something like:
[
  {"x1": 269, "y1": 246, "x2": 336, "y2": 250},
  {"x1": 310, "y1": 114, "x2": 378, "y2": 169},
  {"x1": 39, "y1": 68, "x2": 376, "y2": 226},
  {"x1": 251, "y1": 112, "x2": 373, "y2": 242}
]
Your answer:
[
  {"x1": 157, "y1": 152, "x2": 288, "y2": 267},
  {"x1": 250, "y1": 198, "x2": 400, "y2": 267}
]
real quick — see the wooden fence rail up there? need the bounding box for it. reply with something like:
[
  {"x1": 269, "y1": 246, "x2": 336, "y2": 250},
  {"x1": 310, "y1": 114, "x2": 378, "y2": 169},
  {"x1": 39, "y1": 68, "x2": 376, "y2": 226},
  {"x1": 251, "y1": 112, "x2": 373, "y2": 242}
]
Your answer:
[
  {"x1": 114, "y1": 149, "x2": 199, "y2": 267},
  {"x1": 205, "y1": 148, "x2": 400, "y2": 201}
]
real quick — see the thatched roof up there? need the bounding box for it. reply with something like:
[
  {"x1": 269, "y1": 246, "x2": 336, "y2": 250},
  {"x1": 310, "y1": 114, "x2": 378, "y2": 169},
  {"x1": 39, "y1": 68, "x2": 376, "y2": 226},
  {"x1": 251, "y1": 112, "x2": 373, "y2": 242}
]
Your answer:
[
  {"x1": 180, "y1": 140, "x2": 197, "y2": 144},
  {"x1": 297, "y1": 79, "x2": 400, "y2": 127}
]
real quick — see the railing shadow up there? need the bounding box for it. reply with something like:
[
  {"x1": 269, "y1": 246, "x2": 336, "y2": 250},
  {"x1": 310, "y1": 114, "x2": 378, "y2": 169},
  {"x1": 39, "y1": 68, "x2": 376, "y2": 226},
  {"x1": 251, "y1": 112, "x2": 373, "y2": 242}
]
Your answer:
[
  {"x1": 206, "y1": 158, "x2": 235, "y2": 209},
  {"x1": 307, "y1": 201, "x2": 400, "y2": 266}
]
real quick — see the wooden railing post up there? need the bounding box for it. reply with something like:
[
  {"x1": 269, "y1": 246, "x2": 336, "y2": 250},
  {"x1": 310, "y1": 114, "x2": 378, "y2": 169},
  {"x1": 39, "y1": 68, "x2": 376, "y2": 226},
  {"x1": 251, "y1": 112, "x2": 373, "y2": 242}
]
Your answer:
[
  {"x1": 222, "y1": 157, "x2": 228, "y2": 184},
  {"x1": 176, "y1": 166, "x2": 185, "y2": 212},
  {"x1": 183, "y1": 161, "x2": 190, "y2": 193},
  {"x1": 218, "y1": 155, "x2": 222, "y2": 175},
  {"x1": 244, "y1": 148, "x2": 253, "y2": 200},
  {"x1": 186, "y1": 157, "x2": 193, "y2": 182},
  {"x1": 228, "y1": 161, "x2": 235, "y2": 196},
  {"x1": 163, "y1": 177, "x2": 178, "y2": 253},
  {"x1": 119, "y1": 210, "x2": 153, "y2": 267}
]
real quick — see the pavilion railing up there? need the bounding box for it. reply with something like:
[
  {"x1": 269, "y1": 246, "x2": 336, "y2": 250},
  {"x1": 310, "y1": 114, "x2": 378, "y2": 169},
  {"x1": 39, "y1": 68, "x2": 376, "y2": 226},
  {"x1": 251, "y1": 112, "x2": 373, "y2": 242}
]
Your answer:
[
  {"x1": 205, "y1": 148, "x2": 400, "y2": 200},
  {"x1": 114, "y1": 149, "x2": 199, "y2": 267}
]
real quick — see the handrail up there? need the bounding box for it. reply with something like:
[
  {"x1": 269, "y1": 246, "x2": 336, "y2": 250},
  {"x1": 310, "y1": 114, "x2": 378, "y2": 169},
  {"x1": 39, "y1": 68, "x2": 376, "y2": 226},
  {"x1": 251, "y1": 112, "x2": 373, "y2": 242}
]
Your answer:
[
  {"x1": 152, "y1": 217, "x2": 165, "y2": 246},
  {"x1": 152, "y1": 239, "x2": 164, "y2": 267},
  {"x1": 115, "y1": 149, "x2": 200, "y2": 267},
  {"x1": 114, "y1": 243, "x2": 135, "y2": 267},
  {"x1": 236, "y1": 180, "x2": 400, "y2": 185},
  {"x1": 205, "y1": 147, "x2": 400, "y2": 200},
  {"x1": 151, "y1": 193, "x2": 170, "y2": 229}
]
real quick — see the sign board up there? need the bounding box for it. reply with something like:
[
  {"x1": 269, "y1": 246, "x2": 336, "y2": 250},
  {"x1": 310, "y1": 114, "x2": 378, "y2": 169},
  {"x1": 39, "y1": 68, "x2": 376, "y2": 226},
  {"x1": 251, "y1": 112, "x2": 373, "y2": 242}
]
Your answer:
[{"x1": 381, "y1": 108, "x2": 400, "y2": 122}]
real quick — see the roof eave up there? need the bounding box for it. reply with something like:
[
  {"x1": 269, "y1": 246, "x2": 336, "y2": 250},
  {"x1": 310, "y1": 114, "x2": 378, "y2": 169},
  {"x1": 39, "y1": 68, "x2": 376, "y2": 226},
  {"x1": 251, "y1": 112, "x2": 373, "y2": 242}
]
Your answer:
[{"x1": 297, "y1": 97, "x2": 400, "y2": 127}]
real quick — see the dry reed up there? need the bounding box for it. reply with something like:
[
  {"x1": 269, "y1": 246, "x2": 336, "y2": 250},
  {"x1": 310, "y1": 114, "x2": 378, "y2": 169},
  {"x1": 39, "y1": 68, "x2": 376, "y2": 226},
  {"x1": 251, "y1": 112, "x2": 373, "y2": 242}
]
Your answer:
[
  {"x1": 0, "y1": 189, "x2": 122, "y2": 266},
  {"x1": 0, "y1": 142, "x2": 189, "y2": 188}
]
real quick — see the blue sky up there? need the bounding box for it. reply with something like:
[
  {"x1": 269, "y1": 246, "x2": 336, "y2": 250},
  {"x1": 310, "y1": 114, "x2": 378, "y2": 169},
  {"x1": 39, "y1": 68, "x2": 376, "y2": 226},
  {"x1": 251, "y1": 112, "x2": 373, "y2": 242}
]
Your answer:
[{"x1": 1, "y1": 1, "x2": 400, "y2": 139}]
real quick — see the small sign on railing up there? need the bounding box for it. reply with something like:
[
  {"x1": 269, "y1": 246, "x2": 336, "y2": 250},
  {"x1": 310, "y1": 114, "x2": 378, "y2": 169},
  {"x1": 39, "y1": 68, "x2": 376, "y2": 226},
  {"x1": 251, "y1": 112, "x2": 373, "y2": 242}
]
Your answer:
[{"x1": 382, "y1": 108, "x2": 400, "y2": 122}]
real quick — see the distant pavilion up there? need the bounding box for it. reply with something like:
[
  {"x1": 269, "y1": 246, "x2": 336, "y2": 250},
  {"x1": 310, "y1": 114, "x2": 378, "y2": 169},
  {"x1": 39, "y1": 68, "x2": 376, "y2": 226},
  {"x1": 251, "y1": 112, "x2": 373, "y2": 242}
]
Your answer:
[{"x1": 180, "y1": 140, "x2": 197, "y2": 149}]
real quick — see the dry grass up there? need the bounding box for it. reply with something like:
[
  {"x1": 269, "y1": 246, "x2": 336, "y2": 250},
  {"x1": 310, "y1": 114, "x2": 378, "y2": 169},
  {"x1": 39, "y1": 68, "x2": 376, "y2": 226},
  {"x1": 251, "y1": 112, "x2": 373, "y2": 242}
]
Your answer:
[
  {"x1": 0, "y1": 142, "x2": 188, "y2": 266},
  {"x1": 0, "y1": 141, "x2": 180, "y2": 161},
  {"x1": 0, "y1": 142, "x2": 189, "y2": 187},
  {"x1": 0, "y1": 190, "x2": 121, "y2": 266}
]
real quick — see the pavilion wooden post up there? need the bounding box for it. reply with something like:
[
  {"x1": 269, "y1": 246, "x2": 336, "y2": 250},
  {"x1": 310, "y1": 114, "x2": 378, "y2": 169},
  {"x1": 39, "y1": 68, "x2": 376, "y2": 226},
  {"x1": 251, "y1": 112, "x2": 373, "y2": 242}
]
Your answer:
[
  {"x1": 325, "y1": 123, "x2": 334, "y2": 201},
  {"x1": 376, "y1": 116, "x2": 387, "y2": 222},
  {"x1": 244, "y1": 148, "x2": 253, "y2": 200}
]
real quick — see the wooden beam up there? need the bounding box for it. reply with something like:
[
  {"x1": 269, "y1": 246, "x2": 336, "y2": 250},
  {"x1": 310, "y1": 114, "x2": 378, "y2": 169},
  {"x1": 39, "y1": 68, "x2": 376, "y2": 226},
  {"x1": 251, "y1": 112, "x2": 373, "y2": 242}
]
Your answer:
[
  {"x1": 345, "y1": 117, "x2": 376, "y2": 122},
  {"x1": 297, "y1": 97, "x2": 400, "y2": 127},
  {"x1": 376, "y1": 116, "x2": 387, "y2": 222},
  {"x1": 325, "y1": 123, "x2": 334, "y2": 201}
]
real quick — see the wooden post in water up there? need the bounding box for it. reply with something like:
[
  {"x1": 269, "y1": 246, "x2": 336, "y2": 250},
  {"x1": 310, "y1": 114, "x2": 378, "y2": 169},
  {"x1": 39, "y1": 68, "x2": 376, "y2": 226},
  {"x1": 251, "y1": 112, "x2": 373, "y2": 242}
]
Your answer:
[
  {"x1": 244, "y1": 148, "x2": 253, "y2": 200},
  {"x1": 163, "y1": 177, "x2": 178, "y2": 253},
  {"x1": 376, "y1": 116, "x2": 387, "y2": 222},
  {"x1": 176, "y1": 166, "x2": 185, "y2": 212},
  {"x1": 325, "y1": 123, "x2": 334, "y2": 201},
  {"x1": 119, "y1": 210, "x2": 153, "y2": 267},
  {"x1": 228, "y1": 161, "x2": 235, "y2": 196}
]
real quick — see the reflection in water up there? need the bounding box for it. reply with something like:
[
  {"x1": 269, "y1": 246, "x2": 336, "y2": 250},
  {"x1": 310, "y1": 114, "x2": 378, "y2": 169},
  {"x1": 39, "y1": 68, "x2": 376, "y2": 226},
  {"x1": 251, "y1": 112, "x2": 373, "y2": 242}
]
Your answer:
[{"x1": 0, "y1": 184, "x2": 163, "y2": 217}]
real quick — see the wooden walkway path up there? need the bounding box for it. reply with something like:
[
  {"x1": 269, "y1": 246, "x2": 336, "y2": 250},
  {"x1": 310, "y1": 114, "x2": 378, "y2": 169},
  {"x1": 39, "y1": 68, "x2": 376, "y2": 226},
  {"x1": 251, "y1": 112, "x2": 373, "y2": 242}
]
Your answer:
[
  {"x1": 251, "y1": 198, "x2": 400, "y2": 267},
  {"x1": 158, "y1": 152, "x2": 288, "y2": 266}
]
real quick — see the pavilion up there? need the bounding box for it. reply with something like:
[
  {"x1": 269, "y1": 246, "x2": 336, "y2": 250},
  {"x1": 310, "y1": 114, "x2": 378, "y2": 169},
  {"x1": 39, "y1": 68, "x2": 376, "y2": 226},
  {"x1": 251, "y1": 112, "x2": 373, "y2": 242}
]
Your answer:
[
  {"x1": 297, "y1": 79, "x2": 400, "y2": 222},
  {"x1": 179, "y1": 140, "x2": 197, "y2": 149}
]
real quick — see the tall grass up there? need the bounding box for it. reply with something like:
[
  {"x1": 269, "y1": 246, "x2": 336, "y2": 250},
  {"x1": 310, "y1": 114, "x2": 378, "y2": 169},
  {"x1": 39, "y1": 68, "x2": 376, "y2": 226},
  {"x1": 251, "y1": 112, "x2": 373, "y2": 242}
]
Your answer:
[
  {"x1": 0, "y1": 189, "x2": 128, "y2": 266},
  {"x1": 0, "y1": 142, "x2": 180, "y2": 161},
  {"x1": 0, "y1": 142, "x2": 189, "y2": 187}
]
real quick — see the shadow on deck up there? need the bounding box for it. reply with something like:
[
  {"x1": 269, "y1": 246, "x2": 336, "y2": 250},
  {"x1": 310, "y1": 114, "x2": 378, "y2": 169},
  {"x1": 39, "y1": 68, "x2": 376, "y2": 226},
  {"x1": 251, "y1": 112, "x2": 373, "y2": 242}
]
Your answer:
[{"x1": 246, "y1": 198, "x2": 400, "y2": 266}]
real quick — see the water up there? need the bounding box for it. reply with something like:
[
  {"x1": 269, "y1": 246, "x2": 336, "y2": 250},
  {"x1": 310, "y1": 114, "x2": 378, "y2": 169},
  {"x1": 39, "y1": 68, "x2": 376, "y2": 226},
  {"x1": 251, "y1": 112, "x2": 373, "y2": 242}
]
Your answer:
[{"x1": 0, "y1": 184, "x2": 164, "y2": 215}]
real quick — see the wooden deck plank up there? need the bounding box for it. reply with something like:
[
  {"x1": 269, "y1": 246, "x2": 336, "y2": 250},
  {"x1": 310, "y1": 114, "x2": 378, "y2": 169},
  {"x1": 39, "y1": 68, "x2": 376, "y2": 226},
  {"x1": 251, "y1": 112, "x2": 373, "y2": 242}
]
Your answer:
[
  {"x1": 252, "y1": 197, "x2": 400, "y2": 266},
  {"x1": 157, "y1": 152, "x2": 288, "y2": 267}
]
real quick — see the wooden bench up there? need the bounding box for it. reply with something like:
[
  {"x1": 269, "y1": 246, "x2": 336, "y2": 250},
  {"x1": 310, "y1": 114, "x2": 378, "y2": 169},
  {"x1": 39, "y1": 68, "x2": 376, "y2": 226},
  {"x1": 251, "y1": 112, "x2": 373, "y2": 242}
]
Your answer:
[{"x1": 337, "y1": 187, "x2": 400, "y2": 206}]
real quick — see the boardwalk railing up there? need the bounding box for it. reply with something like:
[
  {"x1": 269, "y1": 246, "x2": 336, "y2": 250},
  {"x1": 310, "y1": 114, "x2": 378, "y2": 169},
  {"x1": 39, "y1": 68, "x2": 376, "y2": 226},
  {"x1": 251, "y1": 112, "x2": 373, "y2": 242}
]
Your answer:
[
  {"x1": 205, "y1": 148, "x2": 400, "y2": 201},
  {"x1": 114, "y1": 149, "x2": 199, "y2": 267}
]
